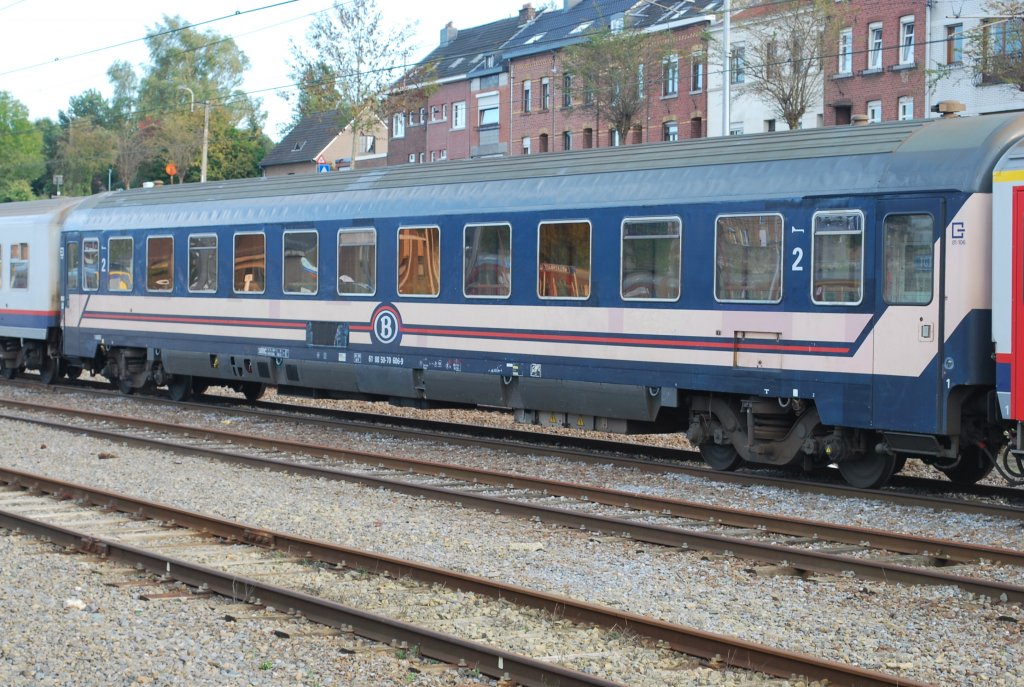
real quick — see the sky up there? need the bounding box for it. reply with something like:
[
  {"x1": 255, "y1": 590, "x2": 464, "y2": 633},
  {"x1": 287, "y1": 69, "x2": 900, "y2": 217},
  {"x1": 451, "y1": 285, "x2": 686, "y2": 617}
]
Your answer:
[{"x1": 0, "y1": 0, "x2": 539, "y2": 141}]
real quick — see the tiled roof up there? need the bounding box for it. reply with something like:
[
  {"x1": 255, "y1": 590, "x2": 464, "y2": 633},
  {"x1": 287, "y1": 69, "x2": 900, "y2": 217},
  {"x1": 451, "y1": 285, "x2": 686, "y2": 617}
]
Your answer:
[
  {"x1": 418, "y1": 14, "x2": 534, "y2": 80},
  {"x1": 503, "y1": 0, "x2": 721, "y2": 56},
  {"x1": 260, "y1": 110, "x2": 349, "y2": 168}
]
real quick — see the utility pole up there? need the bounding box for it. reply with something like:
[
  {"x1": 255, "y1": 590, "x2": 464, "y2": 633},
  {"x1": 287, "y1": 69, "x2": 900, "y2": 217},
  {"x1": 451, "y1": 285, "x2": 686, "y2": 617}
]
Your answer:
[
  {"x1": 722, "y1": 0, "x2": 731, "y2": 137},
  {"x1": 178, "y1": 86, "x2": 210, "y2": 183}
]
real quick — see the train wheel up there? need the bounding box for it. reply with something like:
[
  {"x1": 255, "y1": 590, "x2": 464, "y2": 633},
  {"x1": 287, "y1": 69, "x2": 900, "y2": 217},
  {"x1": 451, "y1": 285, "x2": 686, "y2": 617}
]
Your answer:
[
  {"x1": 938, "y1": 444, "x2": 994, "y2": 485},
  {"x1": 241, "y1": 382, "x2": 266, "y2": 402},
  {"x1": 39, "y1": 356, "x2": 60, "y2": 385},
  {"x1": 167, "y1": 376, "x2": 192, "y2": 402},
  {"x1": 1, "y1": 365, "x2": 18, "y2": 380},
  {"x1": 699, "y1": 442, "x2": 743, "y2": 471},
  {"x1": 838, "y1": 450, "x2": 897, "y2": 489}
]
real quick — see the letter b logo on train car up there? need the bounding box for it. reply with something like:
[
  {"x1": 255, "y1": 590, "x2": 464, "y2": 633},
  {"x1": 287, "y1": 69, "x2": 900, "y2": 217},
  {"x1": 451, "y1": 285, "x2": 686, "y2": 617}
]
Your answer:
[{"x1": 371, "y1": 304, "x2": 402, "y2": 345}]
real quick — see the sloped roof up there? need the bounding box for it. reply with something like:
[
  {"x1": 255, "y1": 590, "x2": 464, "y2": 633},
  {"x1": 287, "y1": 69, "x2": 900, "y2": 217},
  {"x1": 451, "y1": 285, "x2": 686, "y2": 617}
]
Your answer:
[
  {"x1": 260, "y1": 110, "x2": 349, "y2": 168},
  {"x1": 503, "y1": 0, "x2": 720, "y2": 57},
  {"x1": 420, "y1": 15, "x2": 533, "y2": 81}
]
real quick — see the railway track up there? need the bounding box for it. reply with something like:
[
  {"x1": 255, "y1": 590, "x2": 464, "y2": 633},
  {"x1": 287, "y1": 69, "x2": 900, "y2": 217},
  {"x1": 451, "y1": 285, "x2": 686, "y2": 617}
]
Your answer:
[
  {"x1": 0, "y1": 468, "x2": 929, "y2": 687},
  {"x1": 3, "y1": 395, "x2": 1024, "y2": 605},
  {"x1": 14, "y1": 377, "x2": 1024, "y2": 512}
]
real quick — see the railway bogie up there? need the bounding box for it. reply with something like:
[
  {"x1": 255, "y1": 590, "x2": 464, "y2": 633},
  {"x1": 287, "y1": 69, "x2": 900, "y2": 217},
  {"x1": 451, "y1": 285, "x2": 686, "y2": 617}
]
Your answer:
[{"x1": 6, "y1": 115, "x2": 1024, "y2": 487}]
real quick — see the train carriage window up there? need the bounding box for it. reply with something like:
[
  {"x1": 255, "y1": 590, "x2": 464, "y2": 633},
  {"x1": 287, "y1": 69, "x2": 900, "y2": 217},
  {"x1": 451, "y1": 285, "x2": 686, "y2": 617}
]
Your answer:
[
  {"x1": 538, "y1": 221, "x2": 591, "y2": 299},
  {"x1": 146, "y1": 236, "x2": 173, "y2": 292},
  {"x1": 83, "y1": 239, "x2": 99, "y2": 291},
  {"x1": 107, "y1": 237, "x2": 133, "y2": 292},
  {"x1": 10, "y1": 242, "x2": 28, "y2": 290},
  {"x1": 883, "y1": 214, "x2": 933, "y2": 305},
  {"x1": 188, "y1": 235, "x2": 218, "y2": 293},
  {"x1": 283, "y1": 230, "x2": 318, "y2": 295},
  {"x1": 621, "y1": 218, "x2": 681, "y2": 301},
  {"x1": 811, "y1": 211, "x2": 863, "y2": 305},
  {"x1": 338, "y1": 228, "x2": 376, "y2": 295},
  {"x1": 233, "y1": 233, "x2": 265, "y2": 294},
  {"x1": 397, "y1": 227, "x2": 440, "y2": 297},
  {"x1": 0, "y1": 244, "x2": 4, "y2": 289},
  {"x1": 715, "y1": 214, "x2": 783, "y2": 303},
  {"x1": 464, "y1": 223, "x2": 511, "y2": 298},
  {"x1": 66, "y1": 242, "x2": 79, "y2": 290}
]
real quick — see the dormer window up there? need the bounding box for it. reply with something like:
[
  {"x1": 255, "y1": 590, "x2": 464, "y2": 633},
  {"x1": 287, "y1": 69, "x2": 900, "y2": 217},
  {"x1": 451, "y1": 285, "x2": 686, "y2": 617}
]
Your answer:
[
  {"x1": 525, "y1": 32, "x2": 546, "y2": 45},
  {"x1": 292, "y1": 140, "x2": 307, "y2": 152}
]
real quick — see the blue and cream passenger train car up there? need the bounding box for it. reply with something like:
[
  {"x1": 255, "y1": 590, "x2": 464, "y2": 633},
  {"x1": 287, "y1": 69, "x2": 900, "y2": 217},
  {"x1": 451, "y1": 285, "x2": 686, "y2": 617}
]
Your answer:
[{"x1": 5, "y1": 112, "x2": 1024, "y2": 488}]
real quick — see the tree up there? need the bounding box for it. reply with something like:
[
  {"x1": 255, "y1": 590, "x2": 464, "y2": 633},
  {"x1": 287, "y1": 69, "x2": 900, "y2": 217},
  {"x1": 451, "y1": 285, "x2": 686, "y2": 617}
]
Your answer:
[
  {"x1": 0, "y1": 92, "x2": 45, "y2": 202},
  {"x1": 725, "y1": 0, "x2": 847, "y2": 130},
  {"x1": 114, "y1": 117, "x2": 159, "y2": 189},
  {"x1": 964, "y1": 2, "x2": 1024, "y2": 90},
  {"x1": 55, "y1": 119, "x2": 116, "y2": 196},
  {"x1": 160, "y1": 111, "x2": 203, "y2": 184},
  {"x1": 288, "y1": 0, "x2": 419, "y2": 169},
  {"x1": 562, "y1": 23, "x2": 675, "y2": 144}
]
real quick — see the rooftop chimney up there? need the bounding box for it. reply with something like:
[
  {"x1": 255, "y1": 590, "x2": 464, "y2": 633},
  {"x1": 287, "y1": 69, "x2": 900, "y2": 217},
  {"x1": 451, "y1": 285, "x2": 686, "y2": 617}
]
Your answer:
[
  {"x1": 519, "y1": 3, "x2": 536, "y2": 24},
  {"x1": 440, "y1": 21, "x2": 458, "y2": 47},
  {"x1": 851, "y1": 114, "x2": 870, "y2": 126}
]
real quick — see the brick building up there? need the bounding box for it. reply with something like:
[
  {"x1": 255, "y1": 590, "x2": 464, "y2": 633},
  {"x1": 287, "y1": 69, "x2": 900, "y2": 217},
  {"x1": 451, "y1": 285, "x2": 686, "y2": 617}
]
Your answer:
[{"x1": 504, "y1": 0, "x2": 717, "y2": 154}]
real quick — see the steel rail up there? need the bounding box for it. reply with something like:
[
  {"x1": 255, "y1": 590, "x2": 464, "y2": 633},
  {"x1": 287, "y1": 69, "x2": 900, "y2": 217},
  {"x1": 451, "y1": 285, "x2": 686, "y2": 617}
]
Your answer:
[
  {"x1": 3, "y1": 406, "x2": 1024, "y2": 604},
  {"x1": 11, "y1": 383, "x2": 1024, "y2": 517},
  {"x1": 0, "y1": 467, "x2": 935, "y2": 687},
  {"x1": 9, "y1": 380, "x2": 1024, "y2": 516}
]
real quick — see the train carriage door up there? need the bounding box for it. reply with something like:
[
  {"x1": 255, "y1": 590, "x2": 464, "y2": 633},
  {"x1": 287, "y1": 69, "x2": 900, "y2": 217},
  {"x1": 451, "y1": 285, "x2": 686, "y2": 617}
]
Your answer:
[
  {"x1": 872, "y1": 199, "x2": 944, "y2": 433},
  {"x1": 1012, "y1": 187, "x2": 1024, "y2": 420},
  {"x1": 60, "y1": 235, "x2": 81, "y2": 354}
]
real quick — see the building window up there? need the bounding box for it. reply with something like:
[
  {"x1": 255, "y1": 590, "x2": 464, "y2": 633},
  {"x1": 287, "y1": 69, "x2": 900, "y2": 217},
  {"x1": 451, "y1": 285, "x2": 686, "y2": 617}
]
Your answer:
[
  {"x1": 715, "y1": 214, "x2": 784, "y2": 303},
  {"x1": 764, "y1": 119, "x2": 776, "y2": 132},
  {"x1": 478, "y1": 93, "x2": 499, "y2": 127},
  {"x1": 868, "y1": 23, "x2": 883, "y2": 70},
  {"x1": 418, "y1": 152, "x2": 425, "y2": 163},
  {"x1": 899, "y1": 16, "x2": 915, "y2": 65},
  {"x1": 452, "y1": 101, "x2": 466, "y2": 129},
  {"x1": 430, "y1": 151, "x2": 436, "y2": 163},
  {"x1": 464, "y1": 223, "x2": 511, "y2": 298},
  {"x1": 360, "y1": 135, "x2": 376, "y2": 154},
  {"x1": 663, "y1": 54, "x2": 679, "y2": 96},
  {"x1": 146, "y1": 236, "x2": 173, "y2": 292},
  {"x1": 419, "y1": 107, "x2": 427, "y2": 124},
  {"x1": 523, "y1": 80, "x2": 532, "y2": 113},
  {"x1": 691, "y1": 117, "x2": 702, "y2": 138},
  {"x1": 522, "y1": 136, "x2": 531, "y2": 155},
  {"x1": 946, "y1": 24, "x2": 964, "y2": 64},
  {"x1": 408, "y1": 154, "x2": 416, "y2": 164},
  {"x1": 233, "y1": 233, "x2": 265, "y2": 294},
  {"x1": 729, "y1": 125, "x2": 743, "y2": 136},
  {"x1": 107, "y1": 238, "x2": 132, "y2": 292},
  {"x1": 563, "y1": 74, "x2": 573, "y2": 107},
  {"x1": 188, "y1": 235, "x2": 217, "y2": 293},
  {"x1": 392, "y1": 113, "x2": 405, "y2": 139},
  {"x1": 541, "y1": 77, "x2": 550, "y2": 110},
  {"x1": 539, "y1": 133, "x2": 549, "y2": 153},
  {"x1": 538, "y1": 221, "x2": 591, "y2": 299},
  {"x1": 583, "y1": 128, "x2": 593, "y2": 148},
  {"x1": 621, "y1": 217, "x2": 681, "y2": 301},
  {"x1": 838, "y1": 29, "x2": 852, "y2": 74},
  {"x1": 811, "y1": 211, "x2": 863, "y2": 305},
  {"x1": 397, "y1": 227, "x2": 440, "y2": 297},
  {"x1": 884, "y1": 214, "x2": 933, "y2": 305},
  {"x1": 690, "y1": 57, "x2": 704, "y2": 92},
  {"x1": 338, "y1": 228, "x2": 376, "y2": 295},
  {"x1": 730, "y1": 46, "x2": 746, "y2": 83},
  {"x1": 430, "y1": 106, "x2": 440, "y2": 122},
  {"x1": 440, "y1": 149, "x2": 447, "y2": 160},
  {"x1": 563, "y1": 130, "x2": 572, "y2": 150},
  {"x1": 898, "y1": 96, "x2": 914, "y2": 120},
  {"x1": 663, "y1": 121, "x2": 678, "y2": 141},
  {"x1": 867, "y1": 100, "x2": 882, "y2": 123},
  {"x1": 283, "y1": 230, "x2": 318, "y2": 295}
]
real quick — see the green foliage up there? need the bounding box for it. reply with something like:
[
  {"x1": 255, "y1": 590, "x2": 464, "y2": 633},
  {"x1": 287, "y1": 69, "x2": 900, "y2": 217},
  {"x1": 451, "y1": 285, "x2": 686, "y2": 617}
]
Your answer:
[
  {"x1": 0, "y1": 92, "x2": 44, "y2": 201},
  {"x1": 561, "y1": 23, "x2": 674, "y2": 141}
]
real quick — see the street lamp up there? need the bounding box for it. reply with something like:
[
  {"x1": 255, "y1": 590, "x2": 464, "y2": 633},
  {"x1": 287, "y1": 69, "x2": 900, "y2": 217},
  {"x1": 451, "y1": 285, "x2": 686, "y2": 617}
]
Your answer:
[{"x1": 178, "y1": 85, "x2": 210, "y2": 183}]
